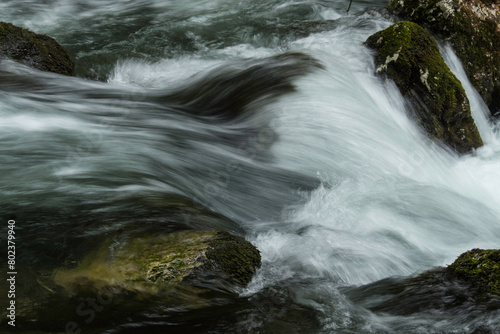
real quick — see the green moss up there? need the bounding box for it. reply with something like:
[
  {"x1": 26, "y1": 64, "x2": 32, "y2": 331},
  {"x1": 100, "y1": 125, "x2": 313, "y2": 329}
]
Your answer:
[
  {"x1": 55, "y1": 230, "x2": 261, "y2": 291},
  {"x1": 385, "y1": 0, "x2": 500, "y2": 115},
  {"x1": 133, "y1": 230, "x2": 261, "y2": 287},
  {"x1": 203, "y1": 232, "x2": 261, "y2": 286},
  {"x1": 137, "y1": 231, "x2": 216, "y2": 283},
  {"x1": 365, "y1": 21, "x2": 483, "y2": 153},
  {"x1": 0, "y1": 21, "x2": 75, "y2": 76},
  {"x1": 447, "y1": 249, "x2": 500, "y2": 295}
]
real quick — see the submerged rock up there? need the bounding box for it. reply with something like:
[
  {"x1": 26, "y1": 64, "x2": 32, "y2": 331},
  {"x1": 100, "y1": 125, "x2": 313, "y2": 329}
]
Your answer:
[
  {"x1": 0, "y1": 21, "x2": 75, "y2": 76},
  {"x1": 153, "y1": 51, "x2": 324, "y2": 121},
  {"x1": 365, "y1": 21, "x2": 483, "y2": 154},
  {"x1": 0, "y1": 229, "x2": 261, "y2": 332},
  {"x1": 55, "y1": 230, "x2": 261, "y2": 291},
  {"x1": 385, "y1": 0, "x2": 500, "y2": 116}
]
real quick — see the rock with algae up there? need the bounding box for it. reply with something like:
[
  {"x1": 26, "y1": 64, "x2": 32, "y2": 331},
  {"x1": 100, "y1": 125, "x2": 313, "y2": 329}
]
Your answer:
[
  {"x1": 0, "y1": 21, "x2": 75, "y2": 76},
  {"x1": 447, "y1": 248, "x2": 500, "y2": 294},
  {"x1": 345, "y1": 248, "x2": 500, "y2": 321},
  {"x1": 0, "y1": 230, "x2": 261, "y2": 332},
  {"x1": 365, "y1": 21, "x2": 483, "y2": 154},
  {"x1": 54, "y1": 229, "x2": 261, "y2": 292},
  {"x1": 385, "y1": 0, "x2": 500, "y2": 116}
]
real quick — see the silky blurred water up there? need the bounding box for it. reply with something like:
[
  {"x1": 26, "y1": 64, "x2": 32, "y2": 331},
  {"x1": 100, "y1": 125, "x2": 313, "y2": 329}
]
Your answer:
[{"x1": 1, "y1": 1, "x2": 499, "y2": 333}]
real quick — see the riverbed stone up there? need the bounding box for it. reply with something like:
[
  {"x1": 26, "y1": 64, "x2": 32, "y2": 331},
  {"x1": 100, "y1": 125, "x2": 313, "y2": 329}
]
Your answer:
[
  {"x1": 0, "y1": 21, "x2": 75, "y2": 76},
  {"x1": 365, "y1": 21, "x2": 483, "y2": 153},
  {"x1": 385, "y1": 0, "x2": 500, "y2": 116},
  {"x1": 54, "y1": 229, "x2": 261, "y2": 291},
  {"x1": 0, "y1": 229, "x2": 261, "y2": 331}
]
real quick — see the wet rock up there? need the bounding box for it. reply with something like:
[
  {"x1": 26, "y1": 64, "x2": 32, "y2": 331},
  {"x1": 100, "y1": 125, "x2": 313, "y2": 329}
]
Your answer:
[
  {"x1": 365, "y1": 21, "x2": 483, "y2": 154},
  {"x1": 385, "y1": 0, "x2": 500, "y2": 116},
  {"x1": 153, "y1": 52, "x2": 324, "y2": 121},
  {"x1": 345, "y1": 249, "x2": 500, "y2": 332},
  {"x1": 0, "y1": 229, "x2": 261, "y2": 332},
  {"x1": 447, "y1": 248, "x2": 500, "y2": 295},
  {"x1": 54, "y1": 230, "x2": 261, "y2": 292},
  {"x1": 0, "y1": 21, "x2": 75, "y2": 76}
]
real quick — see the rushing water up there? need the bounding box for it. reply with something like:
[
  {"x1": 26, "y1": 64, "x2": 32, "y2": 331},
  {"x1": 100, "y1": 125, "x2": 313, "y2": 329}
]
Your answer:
[{"x1": 1, "y1": 0, "x2": 500, "y2": 333}]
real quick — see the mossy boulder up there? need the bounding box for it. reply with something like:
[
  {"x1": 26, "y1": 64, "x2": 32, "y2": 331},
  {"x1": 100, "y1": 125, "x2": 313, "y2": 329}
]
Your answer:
[
  {"x1": 447, "y1": 248, "x2": 500, "y2": 294},
  {"x1": 0, "y1": 230, "x2": 261, "y2": 331},
  {"x1": 346, "y1": 248, "x2": 500, "y2": 328},
  {"x1": 54, "y1": 230, "x2": 261, "y2": 291},
  {"x1": 0, "y1": 21, "x2": 75, "y2": 76},
  {"x1": 365, "y1": 21, "x2": 483, "y2": 153},
  {"x1": 385, "y1": 0, "x2": 500, "y2": 116}
]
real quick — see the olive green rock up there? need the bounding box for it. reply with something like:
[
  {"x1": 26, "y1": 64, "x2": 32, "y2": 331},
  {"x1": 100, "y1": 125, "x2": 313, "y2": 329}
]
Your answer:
[
  {"x1": 0, "y1": 230, "x2": 261, "y2": 330},
  {"x1": 447, "y1": 248, "x2": 500, "y2": 295},
  {"x1": 54, "y1": 230, "x2": 261, "y2": 291},
  {"x1": 139, "y1": 230, "x2": 262, "y2": 287},
  {"x1": 0, "y1": 21, "x2": 75, "y2": 76},
  {"x1": 365, "y1": 21, "x2": 483, "y2": 154},
  {"x1": 385, "y1": 0, "x2": 500, "y2": 116}
]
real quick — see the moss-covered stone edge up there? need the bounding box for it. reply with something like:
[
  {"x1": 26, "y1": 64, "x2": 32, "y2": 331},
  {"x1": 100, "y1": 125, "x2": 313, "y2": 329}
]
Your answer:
[
  {"x1": 447, "y1": 248, "x2": 500, "y2": 295},
  {"x1": 385, "y1": 0, "x2": 500, "y2": 115},
  {"x1": 0, "y1": 21, "x2": 75, "y2": 76},
  {"x1": 55, "y1": 229, "x2": 261, "y2": 290},
  {"x1": 365, "y1": 21, "x2": 483, "y2": 153},
  {"x1": 200, "y1": 231, "x2": 262, "y2": 287}
]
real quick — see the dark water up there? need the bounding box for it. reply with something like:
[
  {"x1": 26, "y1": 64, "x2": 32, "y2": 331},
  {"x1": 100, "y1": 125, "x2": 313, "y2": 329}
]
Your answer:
[{"x1": 1, "y1": 0, "x2": 500, "y2": 333}]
